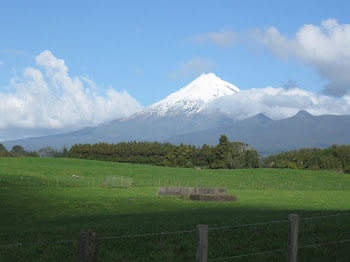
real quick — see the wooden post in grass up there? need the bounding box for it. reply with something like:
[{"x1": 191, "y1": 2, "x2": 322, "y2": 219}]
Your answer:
[
  {"x1": 186, "y1": 179, "x2": 189, "y2": 187},
  {"x1": 129, "y1": 178, "x2": 132, "y2": 188},
  {"x1": 76, "y1": 229, "x2": 98, "y2": 262},
  {"x1": 288, "y1": 214, "x2": 299, "y2": 262},
  {"x1": 196, "y1": 224, "x2": 208, "y2": 262}
]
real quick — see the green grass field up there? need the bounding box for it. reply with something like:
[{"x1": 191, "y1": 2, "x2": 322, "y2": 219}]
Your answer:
[{"x1": 0, "y1": 158, "x2": 349, "y2": 261}]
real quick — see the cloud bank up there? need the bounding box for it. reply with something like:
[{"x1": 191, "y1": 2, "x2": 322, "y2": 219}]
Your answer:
[
  {"x1": 256, "y1": 19, "x2": 350, "y2": 96},
  {"x1": 207, "y1": 86, "x2": 350, "y2": 120},
  {"x1": 0, "y1": 50, "x2": 143, "y2": 140}
]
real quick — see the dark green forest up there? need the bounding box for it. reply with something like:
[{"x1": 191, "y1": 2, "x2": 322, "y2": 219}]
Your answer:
[
  {"x1": 2, "y1": 138, "x2": 350, "y2": 171},
  {"x1": 68, "y1": 135, "x2": 260, "y2": 169},
  {"x1": 263, "y1": 144, "x2": 350, "y2": 172},
  {"x1": 0, "y1": 144, "x2": 38, "y2": 157},
  {"x1": 0, "y1": 144, "x2": 68, "y2": 158}
]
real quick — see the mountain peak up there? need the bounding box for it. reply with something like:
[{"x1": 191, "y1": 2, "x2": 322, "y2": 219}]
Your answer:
[
  {"x1": 295, "y1": 110, "x2": 313, "y2": 117},
  {"x1": 135, "y1": 73, "x2": 240, "y2": 118}
]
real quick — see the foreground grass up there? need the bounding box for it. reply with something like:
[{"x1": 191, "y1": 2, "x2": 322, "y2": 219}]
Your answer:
[{"x1": 0, "y1": 158, "x2": 349, "y2": 261}]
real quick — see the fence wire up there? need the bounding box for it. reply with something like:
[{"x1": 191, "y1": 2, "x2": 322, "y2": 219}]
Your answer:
[
  {"x1": 208, "y1": 239, "x2": 350, "y2": 261},
  {"x1": 0, "y1": 212, "x2": 349, "y2": 248}
]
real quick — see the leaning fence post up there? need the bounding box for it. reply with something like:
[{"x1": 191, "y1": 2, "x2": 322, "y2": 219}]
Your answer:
[
  {"x1": 196, "y1": 224, "x2": 208, "y2": 262},
  {"x1": 76, "y1": 229, "x2": 98, "y2": 262},
  {"x1": 288, "y1": 214, "x2": 299, "y2": 262}
]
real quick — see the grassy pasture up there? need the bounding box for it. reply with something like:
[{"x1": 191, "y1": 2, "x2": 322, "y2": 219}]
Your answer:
[{"x1": 0, "y1": 157, "x2": 349, "y2": 261}]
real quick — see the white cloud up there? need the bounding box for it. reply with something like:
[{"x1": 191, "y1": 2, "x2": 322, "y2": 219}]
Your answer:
[
  {"x1": 167, "y1": 57, "x2": 216, "y2": 79},
  {"x1": 0, "y1": 61, "x2": 3, "y2": 66},
  {"x1": 255, "y1": 19, "x2": 350, "y2": 96},
  {"x1": 190, "y1": 30, "x2": 238, "y2": 47},
  {"x1": 206, "y1": 86, "x2": 350, "y2": 120},
  {"x1": 0, "y1": 50, "x2": 143, "y2": 136}
]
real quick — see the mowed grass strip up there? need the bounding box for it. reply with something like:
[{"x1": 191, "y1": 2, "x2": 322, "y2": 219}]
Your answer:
[{"x1": 0, "y1": 157, "x2": 349, "y2": 261}]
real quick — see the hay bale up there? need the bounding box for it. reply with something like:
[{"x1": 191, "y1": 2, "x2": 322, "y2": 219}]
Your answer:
[
  {"x1": 189, "y1": 194, "x2": 237, "y2": 202},
  {"x1": 157, "y1": 187, "x2": 226, "y2": 196}
]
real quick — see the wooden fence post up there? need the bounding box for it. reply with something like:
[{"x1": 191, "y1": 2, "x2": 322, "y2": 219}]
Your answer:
[
  {"x1": 76, "y1": 229, "x2": 98, "y2": 262},
  {"x1": 196, "y1": 224, "x2": 208, "y2": 262},
  {"x1": 288, "y1": 214, "x2": 299, "y2": 262}
]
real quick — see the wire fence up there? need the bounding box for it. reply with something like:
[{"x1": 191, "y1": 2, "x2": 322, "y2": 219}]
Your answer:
[
  {"x1": 1, "y1": 212, "x2": 349, "y2": 261},
  {"x1": 0, "y1": 175, "x2": 132, "y2": 188},
  {"x1": 1, "y1": 175, "x2": 348, "y2": 191}
]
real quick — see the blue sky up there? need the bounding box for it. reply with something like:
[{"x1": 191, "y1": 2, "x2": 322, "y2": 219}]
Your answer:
[{"x1": 1, "y1": 0, "x2": 350, "y2": 140}]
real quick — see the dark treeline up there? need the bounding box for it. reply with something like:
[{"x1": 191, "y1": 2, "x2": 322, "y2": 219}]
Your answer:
[
  {"x1": 68, "y1": 135, "x2": 260, "y2": 169},
  {"x1": 0, "y1": 144, "x2": 38, "y2": 157},
  {"x1": 38, "y1": 146, "x2": 68, "y2": 158},
  {"x1": 263, "y1": 144, "x2": 350, "y2": 172},
  {"x1": 0, "y1": 144, "x2": 68, "y2": 158}
]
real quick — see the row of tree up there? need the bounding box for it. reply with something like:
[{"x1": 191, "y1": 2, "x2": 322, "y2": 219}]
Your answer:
[
  {"x1": 0, "y1": 144, "x2": 68, "y2": 158},
  {"x1": 0, "y1": 144, "x2": 38, "y2": 157},
  {"x1": 68, "y1": 135, "x2": 260, "y2": 169},
  {"x1": 262, "y1": 144, "x2": 350, "y2": 171}
]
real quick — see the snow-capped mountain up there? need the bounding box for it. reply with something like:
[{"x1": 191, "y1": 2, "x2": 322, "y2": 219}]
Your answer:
[
  {"x1": 133, "y1": 73, "x2": 239, "y2": 118},
  {"x1": 3, "y1": 72, "x2": 350, "y2": 155}
]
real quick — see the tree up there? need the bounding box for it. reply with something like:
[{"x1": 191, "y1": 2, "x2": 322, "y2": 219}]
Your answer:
[
  {"x1": 0, "y1": 143, "x2": 7, "y2": 152},
  {"x1": 38, "y1": 146, "x2": 57, "y2": 158},
  {"x1": 11, "y1": 145, "x2": 26, "y2": 156}
]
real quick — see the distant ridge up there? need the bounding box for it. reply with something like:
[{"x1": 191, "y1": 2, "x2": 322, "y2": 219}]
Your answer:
[{"x1": 165, "y1": 110, "x2": 350, "y2": 155}]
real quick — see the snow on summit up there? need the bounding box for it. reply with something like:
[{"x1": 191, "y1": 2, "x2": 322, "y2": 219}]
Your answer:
[{"x1": 136, "y1": 73, "x2": 240, "y2": 118}]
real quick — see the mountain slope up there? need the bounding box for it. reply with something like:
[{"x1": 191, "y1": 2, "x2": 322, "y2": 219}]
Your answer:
[
  {"x1": 2, "y1": 73, "x2": 239, "y2": 151},
  {"x1": 130, "y1": 73, "x2": 239, "y2": 119},
  {"x1": 166, "y1": 111, "x2": 350, "y2": 155}
]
